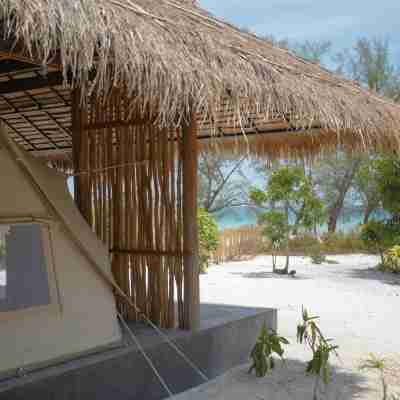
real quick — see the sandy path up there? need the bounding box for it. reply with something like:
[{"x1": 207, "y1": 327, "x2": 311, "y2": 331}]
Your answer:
[{"x1": 178, "y1": 254, "x2": 400, "y2": 399}]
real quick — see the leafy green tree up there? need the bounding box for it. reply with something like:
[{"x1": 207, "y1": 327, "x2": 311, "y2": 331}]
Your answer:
[
  {"x1": 250, "y1": 167, "x2": 325, "y2": 274},
  {"x1": 374, "y1": 158, "x2": 400, "y2": 218},
  {"x1": 313, "y1": 154, "x2": 362, "y2": 233},
  {"x1": 354, "y1": 158, "x2": 383, "y2": 224},
  {"x1": 359, "y1": 157, "x2": 400, "y2": 267},
  {"x1": 198, "y1": 208, "x2": 219, "y2": 274}
]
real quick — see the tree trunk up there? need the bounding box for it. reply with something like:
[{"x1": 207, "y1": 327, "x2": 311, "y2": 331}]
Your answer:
[
  {"x1": 272, "y1": 253, "x2": 277, "y2": 272},
  {"x1": 281, "y1": 203, "x2": 290, "y2": 274},
  {"x1": 327, "y1": 160, "x2": 361, "y2": 233},
  {"x1": 284, "y1": 203, "x2": 290, "y2": 274},
  {"x1": 284, "y1": 253, "x2": 290, "y2": 273},
  {"x1": 328, "y1": 205, "x2": 341, "y2": 233},
  {"x1": 363, "y1": 204, "x2": 374, "y2": 225}
]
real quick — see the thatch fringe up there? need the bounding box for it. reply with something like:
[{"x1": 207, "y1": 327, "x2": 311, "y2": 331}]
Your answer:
[
  {"x1": 2, "y1": 0, "x2": 400, "y2": 155},
  {"x1": 199, "y1": 126, "x2": 400, "y2": 162}
]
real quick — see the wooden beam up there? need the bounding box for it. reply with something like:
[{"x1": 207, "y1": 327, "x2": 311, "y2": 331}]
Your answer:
[
  {"x1": 182, "y1": 113, "x2": 200, "y2": 331},
  {"x1": 30, "y1": 148, "x2": 71, "y2": 157},
  {"x1": 0, "y1": 71, "x2": 64, "y2": 94},
  {"x1": 110, "y1": 248, "x2": 184, "y2": 257},
  {"x1": 196, "y1": 126, "x2": 326, "y2": 143}
]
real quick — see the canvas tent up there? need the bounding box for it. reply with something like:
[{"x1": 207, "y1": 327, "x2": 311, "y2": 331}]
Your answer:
[{"x1": 0, "y1": 126, "x2": 121, "y2": 376}]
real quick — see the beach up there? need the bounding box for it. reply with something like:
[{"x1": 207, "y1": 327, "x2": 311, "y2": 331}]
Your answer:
[{"x1": 178, "y1": 254, "x2": 400, "y2": 399}]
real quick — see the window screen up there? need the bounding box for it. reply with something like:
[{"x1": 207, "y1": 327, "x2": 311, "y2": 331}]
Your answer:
[{"x1": 0, "y1": 224, "x2": 51, "y2": 312}]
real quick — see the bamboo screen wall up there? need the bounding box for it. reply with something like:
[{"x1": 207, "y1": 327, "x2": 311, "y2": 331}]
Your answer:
[
  {"x1": 212, "y1": 226, "x2": 265, "y2": 263},
  {"x1": 73, "y1": 90, "x2": 184, "y2": 328}
]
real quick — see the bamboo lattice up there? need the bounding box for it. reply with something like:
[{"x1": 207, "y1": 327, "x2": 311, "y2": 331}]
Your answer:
[
  {"x1": 212, "y1": 226, "x2": 265, "y2": 263},
  {"x1": 74, "y1": 89, "x2": 184, "y2": 328}
]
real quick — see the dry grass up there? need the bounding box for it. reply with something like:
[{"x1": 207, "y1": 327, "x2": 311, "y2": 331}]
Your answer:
[{"x1": 1, "y1": 0, "x2": 400, "y2": 158}]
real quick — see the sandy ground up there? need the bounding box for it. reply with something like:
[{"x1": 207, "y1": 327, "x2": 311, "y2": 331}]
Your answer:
[
  {"x1": 177, "y1": 254, "x2": 400, "y2": 400},
  {"x1": 0, "y1": 271, "x2": 5, "y2": 299},
  {"x1": 0, "y1": 270, "x2": 5, "y2": 286}
]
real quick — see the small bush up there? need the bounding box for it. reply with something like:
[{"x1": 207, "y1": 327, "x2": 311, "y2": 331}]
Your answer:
[
  {"x1": 198, "y1": 209, "x2": 219, "y2": 274},
  {"x1": 249, "y1": 321, "x2": 289, "y2": 377},
  {"x1": 289, "y1": 234, "x2": 319, "y2": 252},
  {"x1": 361, "y1": 220, "x2": 400, "y2": 263},
  {"x1": 381, "y1": 245, "x2": 400, "y2": 273},
  {"x1": 297, "y1": 308, "x2": 339, "y2": 399},
  {"x1": 307, "y1": 244, "x2": 327, "y2": 264},
  {"x1": 321, "y1": 231, "x2": 365, "y2": 254}
]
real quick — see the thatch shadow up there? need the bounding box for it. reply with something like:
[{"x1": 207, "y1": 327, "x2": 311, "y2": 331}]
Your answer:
[
  {"x1": 344, "y1": 267, "x2": 400, "y2": 286},
  {"x1": 230, "y1": 271, "x2": 310, "y2": 280},
  {"x1": 175, "y1": 357, "x2": 372, "y2": 400}
]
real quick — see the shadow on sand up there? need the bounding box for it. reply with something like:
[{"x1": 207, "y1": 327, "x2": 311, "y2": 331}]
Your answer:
[
  {"x1": 344, "y1": 267, "x2": 400, "y2": 286},
  {"x1": 230, "y1": 271, "x2": 309, "y2": 280},
  {"x1": 175, "y1": 357, "x2": 372, "y2": 400}
]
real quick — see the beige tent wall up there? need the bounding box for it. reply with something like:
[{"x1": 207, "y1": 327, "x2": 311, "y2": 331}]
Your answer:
[{"x1": 0, "y1": 135, "x2": 121, "y2": 374}]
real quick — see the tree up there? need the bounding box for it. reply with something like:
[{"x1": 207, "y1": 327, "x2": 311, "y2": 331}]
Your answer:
[
  {"x1": 334, "y1": 37, "x2": 400, "y2": 98},
  {"x1": 353, "y1": 158, "x2": 382, "y2": 224},
  {"x1": 261, "y1": 36, "x2": 331, "y2": 65},
  {"x1": 360, "y1": 157, "x2": 400, "y2": 265},
  {"x1": 313, "y1": 154, "x2": 362, "y2": 233},
  {"x1": 292, "y1": 40, "x2": 331, "y2": 64},
  {"x1": 198, "y1": 152, "x2": 249, "y2": 214},
  {"x1": 374, "y1": 157, "x2": 400, "y2": 218},
  {"x1": 311, "y1": 38, "x2": 400, "y2": 233},
  {"x1": 250, "y1": 166, "x2": 325, "y2": 274}
]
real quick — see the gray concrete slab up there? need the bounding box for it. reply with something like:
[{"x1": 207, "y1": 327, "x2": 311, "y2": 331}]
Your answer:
[{"x1": 0, "y1": 303, "x2": 276, "y2": 400}]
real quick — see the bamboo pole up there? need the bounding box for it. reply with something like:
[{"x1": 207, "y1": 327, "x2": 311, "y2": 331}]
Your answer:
[
  {"x1": 71, "y1": 89, "x2": 82, "y2": 212},
  {"x1": 182, "y1": 114, "x2": 200, "y2": 330}
]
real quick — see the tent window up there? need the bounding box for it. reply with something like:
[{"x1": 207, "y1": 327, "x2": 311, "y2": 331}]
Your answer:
[{"x1": 0, "y1": 224, "x2": 51, "y2": 312}]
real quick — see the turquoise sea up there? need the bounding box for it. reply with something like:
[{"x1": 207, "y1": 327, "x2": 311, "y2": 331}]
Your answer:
[{"x1": 214, "y1": 206, "x2": 384, "y2": 233}]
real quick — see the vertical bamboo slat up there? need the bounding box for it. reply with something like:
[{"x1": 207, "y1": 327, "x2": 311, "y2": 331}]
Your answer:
[
  {"x1": 73, "y1": 88, "x2": 185, "y2": 328},
  {"x1": 182, "y1": 114, "x2": 200, "y2": 330},
  {"x1": 212, "y1": 226, "x2": 264, "y2": 263}
]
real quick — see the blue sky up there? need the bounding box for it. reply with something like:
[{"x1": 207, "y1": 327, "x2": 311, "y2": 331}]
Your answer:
[{"x1": 200, "y1": 1, "x2": 400, "y2": 64}]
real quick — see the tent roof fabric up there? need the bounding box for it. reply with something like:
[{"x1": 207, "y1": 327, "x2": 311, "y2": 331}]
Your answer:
[
  {"x1": 0, "y1": 0, "x2": 400, "y2": 156},
  {"x1": 0, "y1": 125, "x2": 116, "y2": 287}
]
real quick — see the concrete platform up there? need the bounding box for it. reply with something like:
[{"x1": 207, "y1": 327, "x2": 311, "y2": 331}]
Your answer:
[{"x1": 0, "y1": 304, "x2": 277, "y2": 400}]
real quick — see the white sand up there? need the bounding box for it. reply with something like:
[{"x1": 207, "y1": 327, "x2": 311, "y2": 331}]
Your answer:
[
  {"x1": 177, "y1": 254, "x2": 400, "y2": 399},
  {"x1": 0, "y1": 270, "x2": 5, "y2": 286}
]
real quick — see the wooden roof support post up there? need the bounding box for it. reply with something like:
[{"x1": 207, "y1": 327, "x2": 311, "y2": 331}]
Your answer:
[
  {"x1": 71, "y1": 89, "x2": 83, "y2": 214},
  {"x1": 182, "y1": 113, "x2": 200, "y2": 330}
]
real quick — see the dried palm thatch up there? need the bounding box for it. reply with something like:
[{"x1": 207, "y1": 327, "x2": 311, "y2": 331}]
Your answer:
[{"x1": 1, "y1": 0, "x2": 400, "y2": 156}]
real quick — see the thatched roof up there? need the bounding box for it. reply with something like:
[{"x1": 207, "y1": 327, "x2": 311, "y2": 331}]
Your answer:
[{"x1": 0, "y1": 0, "x2": 400, "y2": 158}]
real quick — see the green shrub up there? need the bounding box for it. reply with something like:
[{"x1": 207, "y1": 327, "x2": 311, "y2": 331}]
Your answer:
[
  {"x1": 289, "y1": 234, "x2": 319, "y2": 252},
  {"x1": 361, "y1": 220, "x2": 400, "y2": 263},
  {"x1": 381, "y1": 245, "x2": 400, "y2": 273},
  {"x1": 297, "y1": 308, "x2": 339, "y2": 399},
  {"x1": 307, "y1": 244, "x2": 326, "y2": 264},
  {"x1": 198, "y1": 209, "x2": 219, "y2": 274},
  {"x1": 249, "y1": 321, "x2": 289, "y2": 377},
  {"x1": 321, "y1": 231, "x2": 365, "y2": 254}
]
